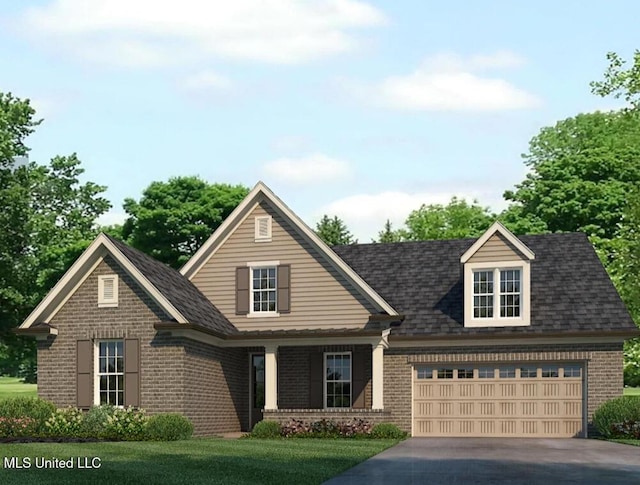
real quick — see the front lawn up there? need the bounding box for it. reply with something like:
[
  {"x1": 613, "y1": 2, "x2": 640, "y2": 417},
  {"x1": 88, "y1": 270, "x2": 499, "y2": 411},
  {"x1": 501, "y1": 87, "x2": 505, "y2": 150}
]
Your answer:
[
  {"x1": 610, "y1": 439, "x2": 640, "y2": 446},
  {"x1": 0, "y1": 438, "x2": 398, "y2": 484},
  {"x1": 0, "y1": 377, "x2": 37, "y2": 399},
  {"x1": 623, "y1": 387, "x2": 640, "y2": 396}
]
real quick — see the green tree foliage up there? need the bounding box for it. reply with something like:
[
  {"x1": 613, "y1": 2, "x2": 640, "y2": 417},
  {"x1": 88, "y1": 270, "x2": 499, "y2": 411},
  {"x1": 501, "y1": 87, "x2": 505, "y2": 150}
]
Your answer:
[
  {"x1": 122, "y1": 178, "x2": 249, "y2": 268},
  {"x1": 504, "y1": 110, "x2": 640, "y2": 241},
  {"x1": 591, "y1": 50, "x2": 640, "y2": 110},
  {"x1": 399, "y1": 197, "x2": 495, "y2": 241},
  {"x1": 315, "y1": 215, "x2": 356, "y2": 246},
  {"x1": 0, "y1": 93, "x2": 111, "y2": 378},
  {"x1": 376, "y1": 219, "x2": 403, "y2": 243}
]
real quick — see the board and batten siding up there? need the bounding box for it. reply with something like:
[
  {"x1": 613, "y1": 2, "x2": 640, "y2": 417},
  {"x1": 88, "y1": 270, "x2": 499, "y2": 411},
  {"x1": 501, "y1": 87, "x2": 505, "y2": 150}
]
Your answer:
[
  {"x1": 190, "y1": 201, "x2": 377, "y2": 331},
  {"x1": 467, "y1": 233, "x2": 526, "y2": 263}
]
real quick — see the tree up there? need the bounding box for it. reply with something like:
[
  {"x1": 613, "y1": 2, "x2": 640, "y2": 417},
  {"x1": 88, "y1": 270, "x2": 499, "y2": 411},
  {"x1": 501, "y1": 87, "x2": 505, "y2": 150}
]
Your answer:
[
  {"x1": 122, "y1": 178, "x2": 249, "y2": 268},
  {"x1": 0, "y1": 93, "x2": 111, "y2": 378},
  {"x1": 376, "y1": 219, "x2": 403, "y2": 243},
  {"x1": 503, "y1": 110, "x2": 640, "y2": 242},
  {"x1": 315, "y1": 215, "x2": 356, "y2": 245},
  {"x1": 399, "y1": 197, "x2": 495, "y2": 241},
  {"x1": 591, "y1": 50, "x2": 640, "y2": 110}
]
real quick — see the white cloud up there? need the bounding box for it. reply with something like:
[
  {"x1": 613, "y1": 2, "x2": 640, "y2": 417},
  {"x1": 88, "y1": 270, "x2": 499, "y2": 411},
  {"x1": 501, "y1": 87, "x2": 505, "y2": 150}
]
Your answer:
[
  {"x1": 19, "y1": 0, "x2": 386, "y2": 67},
  {"x1": 319, "y1": 185, "x2": 509, "y2": 241},
  {"x1": 96, "y1": 211, "x2": 127, "y2": 228},
  {"x1": 347, "y1": 51, "x2": 539, "y2": 112},
  {"x1": 181, "y1": 71, "x2": 233, "y2": 92},
  {"x1": 263, "y1": 153, "x2": 351, "y2": 185}
]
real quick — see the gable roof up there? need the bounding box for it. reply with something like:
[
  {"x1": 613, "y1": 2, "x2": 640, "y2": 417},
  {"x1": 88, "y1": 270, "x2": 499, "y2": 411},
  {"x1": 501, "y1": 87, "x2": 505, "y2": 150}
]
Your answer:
[
  {"x1": 333, "y1": 232, "x2": 637, "y2": 337},
  {"x1": 20, "y1": 233, "x2": 237, "y2": 336},
  {"x1": 180, "y1": 181, "x2": 398, "y2": 316},
  {"x1": 460, "y1": 220, "x2": 535, "y2": 263}
]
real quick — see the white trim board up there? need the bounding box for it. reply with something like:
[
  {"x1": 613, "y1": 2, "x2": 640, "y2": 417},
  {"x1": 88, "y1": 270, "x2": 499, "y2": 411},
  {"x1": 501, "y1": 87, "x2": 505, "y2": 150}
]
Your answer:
[{"x1": 460, "y1": 220, "x2": 535, "y2": 264}]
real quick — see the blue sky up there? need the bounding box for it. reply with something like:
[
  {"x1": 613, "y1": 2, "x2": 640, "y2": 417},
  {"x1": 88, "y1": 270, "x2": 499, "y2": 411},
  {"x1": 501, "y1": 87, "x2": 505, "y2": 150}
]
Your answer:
[{"x1": 1, "y1": 1, "x2": 637, "y2": 240}]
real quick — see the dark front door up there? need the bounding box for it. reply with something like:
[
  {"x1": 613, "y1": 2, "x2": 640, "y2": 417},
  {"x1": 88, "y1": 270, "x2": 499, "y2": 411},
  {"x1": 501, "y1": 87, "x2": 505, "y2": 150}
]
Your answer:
[{"x1": 250, "y1": 353, "x2": 265, "y2": 430}]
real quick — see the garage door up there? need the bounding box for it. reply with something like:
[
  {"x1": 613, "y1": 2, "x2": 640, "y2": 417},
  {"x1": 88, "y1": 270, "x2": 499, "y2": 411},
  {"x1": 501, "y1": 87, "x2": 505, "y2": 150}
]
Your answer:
[{"x1": 412, "y1": 364, "x2": 584, "y2": 437}]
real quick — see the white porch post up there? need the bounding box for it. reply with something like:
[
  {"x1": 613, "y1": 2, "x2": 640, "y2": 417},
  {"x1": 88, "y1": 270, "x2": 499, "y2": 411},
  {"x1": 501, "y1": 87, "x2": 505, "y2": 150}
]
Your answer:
[
  {"x1": 264, "y1": 344, "x2": 278, "y2": 410},
  {"x1": 372, "y1": 343, "x2": 385, "y2": 410}
]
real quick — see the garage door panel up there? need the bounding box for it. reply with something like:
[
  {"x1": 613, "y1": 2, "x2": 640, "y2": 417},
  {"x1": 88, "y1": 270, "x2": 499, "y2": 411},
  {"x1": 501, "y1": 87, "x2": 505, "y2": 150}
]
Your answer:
[{"x1": 413, "y1": 364, "x2": 584, "y2": 438}]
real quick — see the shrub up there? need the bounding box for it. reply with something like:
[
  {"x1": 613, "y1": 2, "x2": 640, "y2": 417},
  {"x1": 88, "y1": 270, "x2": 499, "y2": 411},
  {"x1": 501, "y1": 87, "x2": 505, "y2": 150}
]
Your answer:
[
  {"x1": 611, "y1": 420, "x2": 640, "y2": 439},
  {"x1": 370, "y1": 423, "x2": 408, "y2": 439},
  {"x1": 281, "y1": 419, "x2": 311, "y2": 437},
  {"x1": 45, "y1": 407, "x2": 84, "y2": 438},
  {"x1": 102, "y1": 406, "x2": 148, "y2": 441},
  {"x1": 0, "y1": 397, "x2": 55, "y2": 437},
  {"x1": 593, "y1": 396, "x2": 640, "y2": 437},
  {"x1": 251, "y1": 420, "x2": 281, "y2": 438},
  {"x1": 81, "y1": 404, "x2": 117, "y2": 438},
  {"x1": 145, "y1": 413, "x2": 193, "y2": 441},
  {"x1": 281, "y1": 418, "x2": 374, "y2": 438}
]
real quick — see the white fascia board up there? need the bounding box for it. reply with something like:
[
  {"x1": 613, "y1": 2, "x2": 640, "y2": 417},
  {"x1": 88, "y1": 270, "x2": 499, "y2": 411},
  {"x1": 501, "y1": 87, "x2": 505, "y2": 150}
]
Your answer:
[{"x1": 460, "y1": 220, "x2": 535, "y2": 264}]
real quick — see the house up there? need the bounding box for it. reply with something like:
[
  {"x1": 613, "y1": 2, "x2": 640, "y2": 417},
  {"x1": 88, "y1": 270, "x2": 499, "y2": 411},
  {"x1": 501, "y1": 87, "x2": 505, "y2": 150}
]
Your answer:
[{"x1": 16, "y1": 182, "x2": 638, "y2": 438}]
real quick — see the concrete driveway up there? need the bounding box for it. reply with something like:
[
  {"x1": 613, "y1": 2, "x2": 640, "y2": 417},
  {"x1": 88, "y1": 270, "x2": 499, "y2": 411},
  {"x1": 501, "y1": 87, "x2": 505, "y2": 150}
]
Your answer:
[{"x1": 324, "y1": 438, "x2": 640, "y2": 485}]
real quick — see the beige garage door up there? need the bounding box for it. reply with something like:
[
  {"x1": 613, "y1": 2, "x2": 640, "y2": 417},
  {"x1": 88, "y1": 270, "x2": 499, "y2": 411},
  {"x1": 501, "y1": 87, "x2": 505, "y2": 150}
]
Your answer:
[{"x1": 413, "y1": 364, "x2": 584, "y2": 438}]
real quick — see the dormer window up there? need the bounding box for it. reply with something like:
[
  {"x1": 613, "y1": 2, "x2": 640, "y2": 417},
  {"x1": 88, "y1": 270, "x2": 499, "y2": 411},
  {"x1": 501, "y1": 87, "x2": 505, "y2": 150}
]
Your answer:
[
  {"x1": 255, "y1": 216, "x2": 272, "y2": 242},
  {"x1": 461, "y1": 221, "x2": 534, "y2": 328},
  {"x1": 98, "y1": 275, "x2": 118, "y2": 308}
]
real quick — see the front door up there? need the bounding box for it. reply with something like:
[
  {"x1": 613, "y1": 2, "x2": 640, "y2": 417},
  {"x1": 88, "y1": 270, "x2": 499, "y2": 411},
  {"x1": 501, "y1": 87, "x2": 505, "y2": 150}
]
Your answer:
[{"x1": 250, "y1": 353, "x2": 265, "y2": 430}]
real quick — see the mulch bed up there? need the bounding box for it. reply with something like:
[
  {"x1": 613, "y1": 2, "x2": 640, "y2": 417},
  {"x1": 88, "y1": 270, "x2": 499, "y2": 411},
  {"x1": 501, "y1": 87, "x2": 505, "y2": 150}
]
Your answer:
[{"x1": 1, "y1": 437, "x2": 108, "y2": 443}]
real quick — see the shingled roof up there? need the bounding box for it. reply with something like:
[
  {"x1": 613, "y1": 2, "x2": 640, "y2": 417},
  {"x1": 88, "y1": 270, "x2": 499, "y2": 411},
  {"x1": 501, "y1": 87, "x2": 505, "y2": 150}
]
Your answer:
[
  {"x1": 105, "y1": 234, "x2": 238, "y2": 335},
  {"x1": 333, "y1": 232, "x2": 637, "y2": 337}
]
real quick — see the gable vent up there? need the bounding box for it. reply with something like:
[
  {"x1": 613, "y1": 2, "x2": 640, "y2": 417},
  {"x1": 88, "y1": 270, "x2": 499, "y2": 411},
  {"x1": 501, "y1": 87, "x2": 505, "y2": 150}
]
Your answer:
[
  {"x1": 98, "y1": 275, "x2": 119, "y2": 307},
  {"x1": 255, "y1": 216, "x2": 272, "y2": 242}
]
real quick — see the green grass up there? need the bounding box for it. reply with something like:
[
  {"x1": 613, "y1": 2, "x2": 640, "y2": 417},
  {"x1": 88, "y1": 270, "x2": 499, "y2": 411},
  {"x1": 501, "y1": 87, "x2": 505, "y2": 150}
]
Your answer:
[
  {"x1": 0, "y1": 438, "x2": 399, "y2": 484},
  {"x1": 610, "y1": 439, "x2": 640, "y2": 446},
  {"x1": 623, "y1": 387, "x2": 640, "y2": 396},
  {"x1": 0, "y1": 377, "x2": 37, "y2": 399}
]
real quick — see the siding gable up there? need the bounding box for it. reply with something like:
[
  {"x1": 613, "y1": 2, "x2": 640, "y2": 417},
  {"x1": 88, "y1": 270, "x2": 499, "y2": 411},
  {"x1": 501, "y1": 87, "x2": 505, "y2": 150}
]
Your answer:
[
  {"x1": 190, "y1": 201, "x2": 377, "y2": 331},
  {"x1": 467, "y1": 232, "x2": 527, "y2": 263}
]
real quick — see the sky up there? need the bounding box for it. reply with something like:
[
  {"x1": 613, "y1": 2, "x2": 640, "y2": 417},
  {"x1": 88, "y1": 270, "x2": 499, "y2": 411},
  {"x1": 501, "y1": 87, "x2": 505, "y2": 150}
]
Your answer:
[{"x1": 1, "y1": 0, "x2": 637, "y2": 241}]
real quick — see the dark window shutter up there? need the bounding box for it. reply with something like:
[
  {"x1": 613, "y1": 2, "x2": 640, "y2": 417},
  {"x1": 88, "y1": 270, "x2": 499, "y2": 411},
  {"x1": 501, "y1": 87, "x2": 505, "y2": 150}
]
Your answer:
[
  {"x1": 124, "y1": 339, "x2": 140, "y2": 407},
  {"x1": 236, "y1": 267, "x2": 250, "y2": 315},
  {"x1": 309, "y1": 351, "x2": 324, "y2": 409},
  {"x1": 352, "y1": 349, "x2": 367, "y2": 408},
  {"x1": 277, "y1": 265, "x2": 290, "y2": 313},
  {"x1": 77, "y1": 340, "x2": 92, "y2": 409}
]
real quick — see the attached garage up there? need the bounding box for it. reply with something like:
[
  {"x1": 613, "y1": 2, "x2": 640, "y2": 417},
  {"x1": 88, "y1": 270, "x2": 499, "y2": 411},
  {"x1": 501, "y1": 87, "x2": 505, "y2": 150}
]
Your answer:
[{"x1": 412, "y1": 363, "x2": 584, "y2": 438}]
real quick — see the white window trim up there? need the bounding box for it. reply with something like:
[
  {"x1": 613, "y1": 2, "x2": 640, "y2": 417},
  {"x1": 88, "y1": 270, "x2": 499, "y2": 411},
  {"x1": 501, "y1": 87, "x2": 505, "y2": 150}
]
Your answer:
[
  {"x1": 464, "y1": 260, "x2": 530, "y2": 327},
  {"x1": 93, "y1": 339, "x2": 125, "y2": 407},
  {"x1": 98, "y1": 275, "x2": 118, "y2": 308},
  {"x1": 248, "y1": 262, "x2": 279, "y2": 317},
  {"x1": 324, "y1": 351, "x2": 352, "y2": 409},
  {"x1": 254, "y1": 215, "x2": 272, "y2": 242}
]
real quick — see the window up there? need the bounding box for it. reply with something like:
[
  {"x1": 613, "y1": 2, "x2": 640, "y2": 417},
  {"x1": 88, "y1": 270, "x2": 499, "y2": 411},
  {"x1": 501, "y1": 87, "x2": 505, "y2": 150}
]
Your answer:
[
  {"x1": 417, "y1": 367, "x2": 433, "y2": 379},
  {"x1": 457, "y1": 368, "x2": 474, "y2": 379},
  {"x1": 541, "y1": 365, "x2": 559, "y2": 378},
  {"x1": 520, "y1": 366, "x2": 538, "y2": 378},
  {"x1": 437, "y1": 368, "x2": 454, "y2": 379},
  {"x1": 465, "y1": 262, "x2": 530, "y2": 327},
  {"x1": 254, "y1": 216, "x2": 272, "y2": 242},
  {"x1": 563, "y1": 365, "x2": 582, "y2": 378},
  {"x1": 97, "y1": 341, "x2": 124, "y2": 406},
  {"x1": 499, "y1": 367, "x2": 516, "y2": 378},
  {"x1": 478, "y1": 367, "x2": 495, "y2": 379},
  {"x1": 325, "y1": 353, "x2": 351, "y2": 408},
  {"x1": 252, "y1": 267, "x2": 277, "y2": 313},
  {"x1": 98, "y1": 275, "x2": 118, "y2": 307}
]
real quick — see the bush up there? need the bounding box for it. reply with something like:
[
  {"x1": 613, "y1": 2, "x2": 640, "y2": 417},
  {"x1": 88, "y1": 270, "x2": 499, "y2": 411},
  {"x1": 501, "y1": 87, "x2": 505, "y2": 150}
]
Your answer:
[
  {"x1": 251, "y1": 420, "x2": 281, "y2": 438},
  {"x1": 102, "y1": 406, "x2": 148, "y2": 441},
  {"x1": 81, "y1": 404, "x2": 116, "y2": 438},
  {"x1": 611, "y1": 420, "x2": 640, "y2": 439},
  {"x1": 145, "y1": 413, "x2": 193, "y2": 441},
  {"x1": 45, "y1": 407, "x2": 84, "y2": 438},
  {"x1": 370, "y1": 423, "x2": 408, "y2": 439},
  {"x1": 0, "y1": 397, "x2": 55, "y2": 437},
  {"x1": 281, "y1": 418, "x2": 374, "y2": 438},
  {"x1": 593, "y1": 396, "x2": 640, "y2": 437}
]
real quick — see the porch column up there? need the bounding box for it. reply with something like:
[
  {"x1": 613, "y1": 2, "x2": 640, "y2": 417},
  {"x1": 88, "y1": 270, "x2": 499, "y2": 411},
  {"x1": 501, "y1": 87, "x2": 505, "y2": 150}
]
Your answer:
[
  {"x1": 372, "y1": 342, "x2": 385, "y2": 409},
  {"x1": 264, "y1": 344, "x2": 278, "y2": 410}
]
